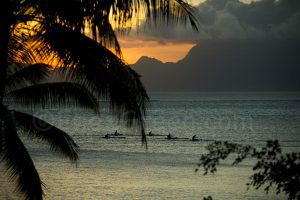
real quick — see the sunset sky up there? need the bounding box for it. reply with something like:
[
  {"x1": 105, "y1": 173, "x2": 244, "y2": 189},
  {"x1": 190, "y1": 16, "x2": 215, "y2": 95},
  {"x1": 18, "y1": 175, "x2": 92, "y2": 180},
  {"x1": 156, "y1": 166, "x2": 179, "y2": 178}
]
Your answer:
[{"x1": 120, "y1": 0, "x2": 264, "y2": 64}]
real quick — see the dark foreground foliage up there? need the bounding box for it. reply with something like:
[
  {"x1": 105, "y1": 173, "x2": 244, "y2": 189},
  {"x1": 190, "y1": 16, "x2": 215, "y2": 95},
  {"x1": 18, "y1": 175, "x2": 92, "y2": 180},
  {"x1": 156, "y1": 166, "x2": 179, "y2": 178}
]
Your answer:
[
  {"x1": 196, "y1": 140, "x2": 300, "y2": 200},
  {"x1": 0, "y1": 0, "x2": 199, "y2": 199}
]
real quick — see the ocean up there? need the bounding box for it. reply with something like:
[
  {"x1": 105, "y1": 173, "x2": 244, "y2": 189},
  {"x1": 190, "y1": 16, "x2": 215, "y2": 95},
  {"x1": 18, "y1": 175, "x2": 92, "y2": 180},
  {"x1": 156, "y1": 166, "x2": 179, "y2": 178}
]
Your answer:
[{"x1": 1, "y1": 92, "x2": 300, "y2": 200}]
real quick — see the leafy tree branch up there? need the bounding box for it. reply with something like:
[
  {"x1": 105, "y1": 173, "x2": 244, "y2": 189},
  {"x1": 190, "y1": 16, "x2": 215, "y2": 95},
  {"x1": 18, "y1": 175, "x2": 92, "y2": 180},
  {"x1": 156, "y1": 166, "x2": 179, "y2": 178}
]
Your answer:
[{"x1": 196, "y1": 140, "x2": 300, "y2": 200}]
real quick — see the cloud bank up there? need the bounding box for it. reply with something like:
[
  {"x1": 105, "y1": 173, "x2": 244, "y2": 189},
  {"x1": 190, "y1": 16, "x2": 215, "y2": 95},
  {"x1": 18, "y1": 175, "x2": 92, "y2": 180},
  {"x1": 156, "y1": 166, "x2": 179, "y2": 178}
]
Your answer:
[
  {"x1": 198, "y1": 0, "x2": 300, "y2": 39},
  {"x1": 124, "y1": 0, "x2": 300, "y2": 44}
]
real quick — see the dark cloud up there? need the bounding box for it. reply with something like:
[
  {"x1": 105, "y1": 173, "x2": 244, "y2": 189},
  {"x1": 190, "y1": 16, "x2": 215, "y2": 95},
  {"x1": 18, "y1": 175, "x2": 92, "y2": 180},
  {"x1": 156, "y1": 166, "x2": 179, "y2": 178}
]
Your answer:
[
  {"x1": 128, "y1": 0, "x2": 300, "y2": 43},
  {"x1": 199, "y1": 0, "x2": 300, "y2": 39},
  {"x1": 226, "y1": 0, "x2": 300, "y2": 28}
]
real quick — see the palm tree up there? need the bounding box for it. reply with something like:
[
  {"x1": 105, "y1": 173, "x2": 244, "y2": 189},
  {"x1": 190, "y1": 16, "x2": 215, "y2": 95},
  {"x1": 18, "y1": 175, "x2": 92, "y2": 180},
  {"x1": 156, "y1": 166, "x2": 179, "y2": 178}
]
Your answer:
[{"x1": 0, "y1": 0, "x2": 198, "y2": 199}]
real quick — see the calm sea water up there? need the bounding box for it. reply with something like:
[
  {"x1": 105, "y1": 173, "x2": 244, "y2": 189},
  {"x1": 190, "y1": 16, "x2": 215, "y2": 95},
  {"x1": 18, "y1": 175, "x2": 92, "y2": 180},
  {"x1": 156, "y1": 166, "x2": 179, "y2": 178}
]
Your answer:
[{"x1": 1, "y1": 92, "x2": 300, "y2": 200}]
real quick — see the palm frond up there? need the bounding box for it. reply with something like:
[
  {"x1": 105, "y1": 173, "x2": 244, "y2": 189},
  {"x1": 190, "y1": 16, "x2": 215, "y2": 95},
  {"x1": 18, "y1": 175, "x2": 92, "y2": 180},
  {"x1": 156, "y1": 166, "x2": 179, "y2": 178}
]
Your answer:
[
  {"x1": 83, "y1": 0, "x2": 199, "y2": 30},
  {"x1": 11, "y1": 0, "x2": 42, "y2": 25},
  {"x1": 5, "y1": 63, "x2": 50, "y2": 93},
  {"x1": 5, "y1": 0, "x2": 197, "y2": 148},
  {"x1": 31, "y1": 0, "x2": 198, "y2": 27},
  {"x1": 0, "y1": 104, "x2": 43, "y2": 200},
  {"x1": 102, "y1": 66, "x2": 149, "y2": 145},
  {"x1": 30, "y1": 0, "x2": 198, "y2": 53},
  {"x1": 116, "y1": 0, "x2": 199, "y2": 31},
  {"x1": 167, "y1": 0, "x2": 199, "y2": 31},
  {"x1": 87, "y1": 16, "x2": 122, "y2": 56},
  {"x1": 32, "y1": 24, "x2": 149, "y2": 145},
  {"x1": 5, "y1": 82, "x2": 99, "y2": 112},
  {"x1": 31, "y1": 23, "x2": 112, "y2": 68},
  {"x1": 32, "y1": 0, "x2": 85, "y2": 30},
  {"x1": 8, "y1": 23, "x2": 37, "y2": 65},
  {"x1": 11, "y1": 0, "x2": 198, "y2": 62},
  {"x1": 13, "y1": 110, "x2": 79, "y2": 161}
]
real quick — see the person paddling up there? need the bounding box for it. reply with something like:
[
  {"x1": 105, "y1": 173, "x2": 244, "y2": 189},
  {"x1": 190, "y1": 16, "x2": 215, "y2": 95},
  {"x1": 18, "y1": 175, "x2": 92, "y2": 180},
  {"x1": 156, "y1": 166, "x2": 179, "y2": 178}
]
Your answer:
[{"x1": 192, "y1": 135, "x2": 199, "y2": 141}]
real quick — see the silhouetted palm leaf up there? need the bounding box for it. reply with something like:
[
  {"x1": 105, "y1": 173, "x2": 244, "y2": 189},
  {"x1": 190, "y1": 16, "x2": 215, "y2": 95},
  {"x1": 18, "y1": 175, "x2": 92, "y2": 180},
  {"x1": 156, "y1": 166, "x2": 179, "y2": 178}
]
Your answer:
[
  {"x1": 32, "y1": 23, "x2": 149, "y2": 144},
  {"x1": 0, "y1": 0, "x2": 198, "y2": 199},
  {"x1": 13, "y1": 110, "x2": 79, "y2": 161},
  {"x1": 28, "y1": 0, "x2": 198, "y2": 55},
  {"x1": 142, "y1": 0, "x2": 199, "y2": 30},
  {"x1": 5, "y1": 82, "x2": 99, "y2": 112},
  {"x1": 5, "y1": 63, "x2": 50, "y2": 93},
  {"x1": 0, "y1": 105, "x2": 43, "y2": 200},
  {"x1": 8, "y1": 24, "x2": 36, "y2": 65}
]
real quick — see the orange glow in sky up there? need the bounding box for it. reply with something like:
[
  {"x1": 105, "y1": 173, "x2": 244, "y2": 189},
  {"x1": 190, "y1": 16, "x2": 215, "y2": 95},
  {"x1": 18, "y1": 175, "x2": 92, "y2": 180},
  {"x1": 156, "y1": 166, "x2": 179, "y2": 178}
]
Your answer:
[
  {"x1": 119, "y1": 37, "x2": 195, "y2": 64},
  {"x1": 118, "y1": 0, "x2": 259, "y2": 64}
]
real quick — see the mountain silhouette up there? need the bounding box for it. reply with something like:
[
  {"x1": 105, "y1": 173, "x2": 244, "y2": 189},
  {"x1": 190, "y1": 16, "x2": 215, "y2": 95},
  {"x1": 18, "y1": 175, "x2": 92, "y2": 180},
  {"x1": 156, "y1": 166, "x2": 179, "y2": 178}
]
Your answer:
[{"x1": 132, "y1": 39, "x2": 300, "y2": 91}]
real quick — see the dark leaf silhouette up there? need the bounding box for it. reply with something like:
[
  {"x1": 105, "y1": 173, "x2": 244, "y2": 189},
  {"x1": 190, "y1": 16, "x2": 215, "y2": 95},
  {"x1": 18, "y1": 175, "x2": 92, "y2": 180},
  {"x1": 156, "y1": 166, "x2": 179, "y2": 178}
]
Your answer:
[
  {"x1": 5, "y1": 82, "x2": 99, "y2": 112},
  {"x1": 196, "y1": 140, "x2": 300, "y2": 200},
  {"x1": 0, "y1": 105, "x2": 43, "y2": 200},
  {"x1": 5, "y1": 63, "x2": 50, "y2": 93},
  {"x1": 14, "y1": 110, "x2": 79, "y2": 161},
  {"x1": 0, "y1": 0, "x2": 198, "y2": 199}
]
